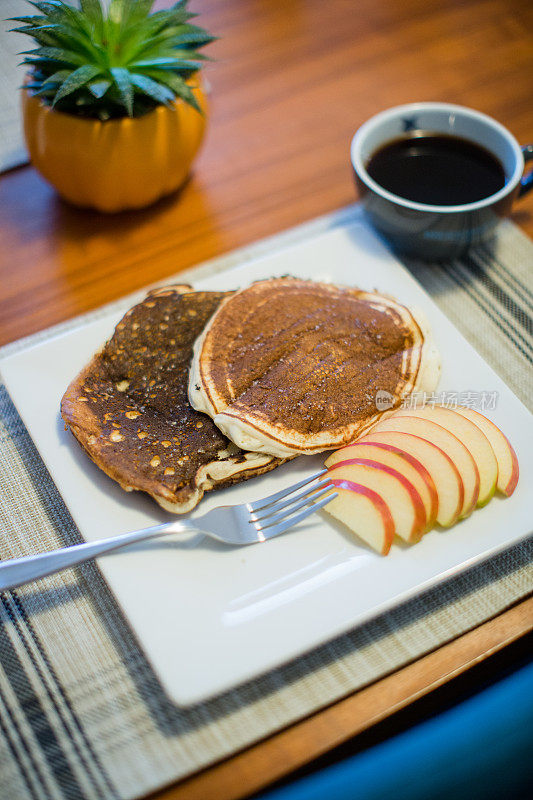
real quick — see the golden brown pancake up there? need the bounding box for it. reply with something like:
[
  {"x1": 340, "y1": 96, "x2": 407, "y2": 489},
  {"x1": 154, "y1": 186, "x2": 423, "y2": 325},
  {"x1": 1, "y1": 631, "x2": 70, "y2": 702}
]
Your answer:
[
  {"x1": 61, "y1": 286, "x2": 285, "y2": 513},
  {"x1": 189, "y1": 278, "x2": 440, "y2": 456}
]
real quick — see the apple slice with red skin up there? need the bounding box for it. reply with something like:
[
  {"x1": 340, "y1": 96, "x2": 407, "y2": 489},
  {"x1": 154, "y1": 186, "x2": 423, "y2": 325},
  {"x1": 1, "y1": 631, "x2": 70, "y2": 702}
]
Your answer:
[
  {"x1": 371, "y1": 415, "x2": 479, "y2": 518},
  {"x1": 326, "y1": 461, "x2": 426, "y2": 542},
  {"x1": 326, "y1": 457, "x2": 427, "y2": 536},
  {"x1": 324, "y1": 480, "x2": 395, "y2": 555},
  {"x1": 453, "y1": 406, "x2": 519, "y2": 497},
  {"x1": 390, "y1": 405, "x2": 497, "y2": 507},
  {"x1": 357, "y1": 430, "x2": 463, "y2": 527},
  {"x1": 326, "y1": 444, "x2": 437, "y2": 532}
]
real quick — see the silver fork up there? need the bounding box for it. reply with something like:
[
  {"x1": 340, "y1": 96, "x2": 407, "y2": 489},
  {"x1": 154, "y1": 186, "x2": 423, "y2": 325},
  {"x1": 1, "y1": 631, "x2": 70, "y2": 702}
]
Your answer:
[{"x1": 0, "y1": 470, "x2": 336, "y2": 592}]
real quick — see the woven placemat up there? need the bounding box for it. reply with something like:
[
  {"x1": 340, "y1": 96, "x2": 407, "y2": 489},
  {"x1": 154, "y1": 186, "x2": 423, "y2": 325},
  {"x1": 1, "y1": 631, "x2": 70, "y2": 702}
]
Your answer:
[{"x1": 1, "y1": 207, "x2": 532, "y2": 800}]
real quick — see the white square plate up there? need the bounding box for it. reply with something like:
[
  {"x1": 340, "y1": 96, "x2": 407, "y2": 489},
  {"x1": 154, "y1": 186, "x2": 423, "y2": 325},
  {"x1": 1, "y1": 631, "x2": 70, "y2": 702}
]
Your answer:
[{"x1": 2, "y1": 219, "x2": 532, "y2": 705}]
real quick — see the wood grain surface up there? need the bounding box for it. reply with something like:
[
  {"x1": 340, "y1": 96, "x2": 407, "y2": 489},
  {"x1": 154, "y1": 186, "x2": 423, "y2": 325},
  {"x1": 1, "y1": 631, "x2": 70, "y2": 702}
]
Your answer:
[
  {"x1": 1, "y1": 0, "x2": 532, "y2": 346},
  {"x1": 1, "y1": 1, "x2": 532, "y2": 797}
]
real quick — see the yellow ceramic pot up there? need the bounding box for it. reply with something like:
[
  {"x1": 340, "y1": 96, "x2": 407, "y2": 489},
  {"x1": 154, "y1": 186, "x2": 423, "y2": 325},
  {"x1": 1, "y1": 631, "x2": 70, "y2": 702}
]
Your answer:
[{"x1": 22, "y1": 82, "x2": 207, "y2": 212}]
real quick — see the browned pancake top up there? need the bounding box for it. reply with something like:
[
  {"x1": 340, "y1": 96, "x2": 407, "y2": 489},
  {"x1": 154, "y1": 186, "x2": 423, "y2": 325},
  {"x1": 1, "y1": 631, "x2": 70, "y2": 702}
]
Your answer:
[
  {"x1": 200, "y1": 279, "x2": 420, "y2": 436},
  {"x1": 61, "y1": 287, "x2": 282, "y2": 507}
]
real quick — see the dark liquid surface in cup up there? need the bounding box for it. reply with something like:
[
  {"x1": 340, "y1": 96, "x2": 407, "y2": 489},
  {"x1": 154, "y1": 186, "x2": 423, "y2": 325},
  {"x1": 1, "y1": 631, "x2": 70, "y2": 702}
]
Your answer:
[{"x1": 366, "y1": 133, "x2": 506, "y2": 205}]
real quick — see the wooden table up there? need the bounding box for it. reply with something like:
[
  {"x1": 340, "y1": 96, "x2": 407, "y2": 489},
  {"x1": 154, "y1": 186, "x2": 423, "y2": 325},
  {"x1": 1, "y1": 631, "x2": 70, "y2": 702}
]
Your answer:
[{"x1": 1, "y1": 1, "x2": 532, "y2": 798}]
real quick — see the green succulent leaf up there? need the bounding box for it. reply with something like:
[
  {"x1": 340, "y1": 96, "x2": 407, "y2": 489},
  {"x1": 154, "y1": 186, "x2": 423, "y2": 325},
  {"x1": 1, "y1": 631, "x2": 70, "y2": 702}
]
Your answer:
[
  {"x1": 9, "y1": 16, "x2": 48, "y2": 26},
  {"x1": 10, "y1": 24, "x2": 57, "y2": 35},
  {"x1": 21, "y1": 45, "x2": 87, "y2": 65},
  {"x1": 52, "y1": 63, "x2": 101, "y2": 105},
  {"x1": 110, "y1": 67, "x2": 133, "y2": 115},
  {"x1": 20, "y1": 24, "x2": 102, "y2": 61},
  {"x1": 42, "y1": 68, "x2": 71, "y2": 84},
  {"x1": 129, "y1": 73, "x2": 174, "y2": 105},
  {"x1": 27, "y1": 3, "x2": 63, "y2": 14},
  {"x1": 79, "y1": 0, "x2": 104, "y2": 24},
  {"x1": 14, "y1": 0, "x2": 212, "y2": 119},
  {"x1": 107, "y1": 0, "x2": 125, "y2": 25},
  {"x1": 132, "y1": 57, "x2": 202, "y2": 70},
  {"x1": 11, "y1": 27, "x2": 57, "y2": 47},
  {"x1": 144, "y1": 71, "x2": 201, "y2": 112},
  {"x1": 88, "y1": 78, "x2": 111, "y2": 98},
  {"x1": 125, "y1": 0, "x2": 155, "y2": 26},
  {"x1": 172, "y1": 1, "x2": 190, "y2": 12},
  {"x1": 173, "y1": 31, "x2": 216, "y2": 48}
]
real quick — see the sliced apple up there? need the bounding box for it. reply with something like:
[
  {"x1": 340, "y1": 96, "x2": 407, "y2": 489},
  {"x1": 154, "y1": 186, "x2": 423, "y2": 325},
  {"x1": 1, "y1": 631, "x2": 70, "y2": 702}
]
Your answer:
[
  {"x1": 357, "y1": 430, "x2": 463, "y2": 527},
  {"x1": 326, "y1": 461, "x2": 425, "y2": 542},
  {"x1": 326, "y1": 444, "x2": 437, "y2": 532},
  {"x1": 324, "y1": 479, "x2": 395, "y2": 555},
  {"x1": 453, "y1": 406, "x2": 519, "y2": 497},
  {"x1": 391, "y1": 405, "x2": 498, "y2": 507},
  {"x1": 327, "y1": 457, "x2": 427, "y2": 535},
  {"x1": 371, "y1": 415, "x2": 479, "y2": 518}
]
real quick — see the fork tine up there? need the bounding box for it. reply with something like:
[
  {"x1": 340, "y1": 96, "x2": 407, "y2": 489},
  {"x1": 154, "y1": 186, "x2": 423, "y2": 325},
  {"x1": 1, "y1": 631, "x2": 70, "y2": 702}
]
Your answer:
[
  {"x1": 251, "y1": 479, "x2": 334, "y2": 523},
  {"x1": 252, "y1": 484, "x2": 334, "y2": 528},
  {"x1": 256, "y1": 493, "x2": 337, "y2": 540},
  {"x1": 247, "y1": 468, "x2": 327, "y2": 512}
]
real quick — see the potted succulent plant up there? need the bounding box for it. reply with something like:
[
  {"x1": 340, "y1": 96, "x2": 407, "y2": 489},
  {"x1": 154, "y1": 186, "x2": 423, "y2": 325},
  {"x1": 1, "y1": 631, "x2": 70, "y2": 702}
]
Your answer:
[{"x1": 12, "y1": 0, "x2": 214, "y2": 212}]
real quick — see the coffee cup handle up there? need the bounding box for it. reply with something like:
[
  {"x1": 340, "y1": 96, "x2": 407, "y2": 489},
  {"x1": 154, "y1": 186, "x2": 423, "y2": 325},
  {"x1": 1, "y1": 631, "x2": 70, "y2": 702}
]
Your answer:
[{"x1": 519, "y1": 144, "x2": 533, "y2": 197}]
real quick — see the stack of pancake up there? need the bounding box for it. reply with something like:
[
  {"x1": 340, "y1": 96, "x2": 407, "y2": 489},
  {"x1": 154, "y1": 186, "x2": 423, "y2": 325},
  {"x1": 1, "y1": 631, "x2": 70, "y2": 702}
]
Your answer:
[{"x1": 61, "y1": 278, "x2": 440, "y2": 512}]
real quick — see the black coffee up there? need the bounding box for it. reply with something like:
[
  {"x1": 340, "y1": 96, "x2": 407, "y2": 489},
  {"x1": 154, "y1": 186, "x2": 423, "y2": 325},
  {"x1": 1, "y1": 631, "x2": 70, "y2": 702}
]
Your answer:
[{"x1": 366, "y1": 133, "x2": 506, "y2": 206}]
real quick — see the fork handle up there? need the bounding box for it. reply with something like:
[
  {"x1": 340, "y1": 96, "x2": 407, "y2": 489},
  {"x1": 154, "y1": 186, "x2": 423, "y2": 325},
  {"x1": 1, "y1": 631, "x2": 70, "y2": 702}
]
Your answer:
[{"x1": 0, "y1": 521, "x2": 193, "y2": 592}]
